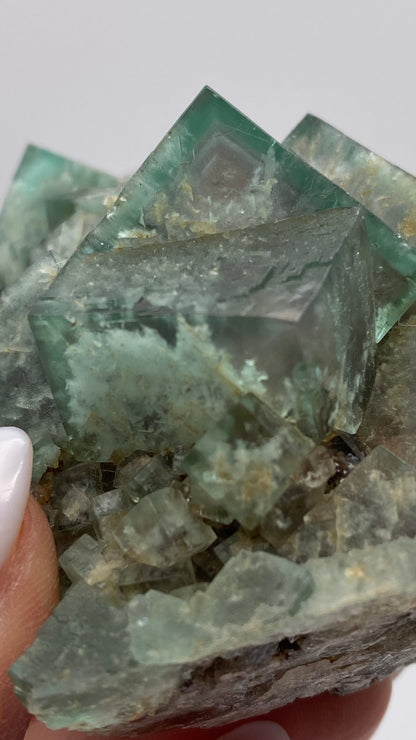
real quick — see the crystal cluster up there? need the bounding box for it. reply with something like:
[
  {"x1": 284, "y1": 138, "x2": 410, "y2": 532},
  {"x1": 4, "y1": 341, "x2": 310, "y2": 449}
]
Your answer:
[{"x1": 3, "y1": 87, "x2": 416, "y2": 734}]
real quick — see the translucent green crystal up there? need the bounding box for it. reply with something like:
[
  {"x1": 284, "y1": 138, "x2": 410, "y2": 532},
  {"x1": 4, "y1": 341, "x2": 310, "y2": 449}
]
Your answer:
[
  {"x1": 202, "y1": 550, "x2": 314, "y2": 626},
  {"x1": 58, "y1": 86, "x2": 414, "y2": 339},
  {"x1": 59, "y1": 533, "x2": 105, "y2": 585},
  {"x1": 0, "y1": 184, "x2": 121, "y2": 478},
  {"x1": 118, "y1": 560, "x2": 195, "y2": 597},
  {"x1": 30, "y1": 208, "x2": 375, "y2": 461},
  {"x1": 114, "y1": 487, "x2": 216, "y2": 567},
  {"x1": 259, "y1": 445, "x2": 336, "y2": 548},
  {"x1": 277, "y1": 446, "x2": 416, "y2": 562},
  {"x1": 91, "y1": 488, "x2": 130, "y2": 540},
  {"x1": 284, "y1": 115, "x2": 416, "y2": 339},
  {"x1": 13, "y1": 534, "x2": 416, "y2": 733},
  {"x1": 214, "y1": 531, "x2": 273, "y2": 564},
  {"x1": 182, "y1": 393, "x2": 314, "y2": 529},
  {"x1": 0, "y1": 144, "x2": 118, "y2": 290},
  {"x1": 127, "y1": 589, "x2": 211, "y2": 665},
  {"x1": 117, "y1": 454, "x2": 174, "y2": 503}
]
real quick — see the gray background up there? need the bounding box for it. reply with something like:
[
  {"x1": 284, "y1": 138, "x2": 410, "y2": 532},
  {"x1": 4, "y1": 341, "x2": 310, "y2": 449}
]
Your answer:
[{"x1": 1, "y1": 0, "x2": 415, "y2": 736}]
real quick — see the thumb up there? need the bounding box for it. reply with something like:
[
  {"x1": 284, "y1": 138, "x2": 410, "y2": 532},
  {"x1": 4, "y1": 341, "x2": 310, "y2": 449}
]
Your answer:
[{"x1": 0, "y1": 427, "x2": 60, "y2": 740}]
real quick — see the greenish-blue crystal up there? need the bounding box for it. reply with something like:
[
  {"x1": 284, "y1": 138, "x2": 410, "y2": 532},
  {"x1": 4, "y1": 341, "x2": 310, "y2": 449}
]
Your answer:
[
  {"x1": 0, "y1": 182, "x2": 122, "y2": 477},
  {"x1": 0, "y1": 144, "x2": 118, "y2": 290},
  {"x1": 30, "y1": 209, "x2": 375, "y2": 461},
  {"x1": 182, "y1": 393, "x2": 314, "y2": 529},
  {"x1": 284, "y1": 114, "x2": 416, "y2": 339},
  {"x1": 58, "y1": 86, "x2": 416, "y2": 339}
]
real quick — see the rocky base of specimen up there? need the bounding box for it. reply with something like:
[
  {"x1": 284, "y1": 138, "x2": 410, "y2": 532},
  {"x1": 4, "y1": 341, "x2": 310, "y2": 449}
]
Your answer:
[
  {"x1": 12, "y1": 536, "x2": 416, "y2": 734},
  {"x1": 126, "y1": 609, "x2": 415, "y2": 736}
]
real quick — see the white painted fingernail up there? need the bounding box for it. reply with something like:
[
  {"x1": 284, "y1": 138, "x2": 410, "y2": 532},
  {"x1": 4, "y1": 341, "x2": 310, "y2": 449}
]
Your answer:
[
  {"x1": 0, "y1": 427, "x2": 32, "y2": 569},
  {"x1": 218, "y1": 721, "x2": 291, "y2": 740}
]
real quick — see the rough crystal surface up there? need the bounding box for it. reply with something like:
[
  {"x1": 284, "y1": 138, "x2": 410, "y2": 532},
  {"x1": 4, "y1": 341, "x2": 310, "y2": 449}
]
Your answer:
[
  {"x1": 182, "y1": 394, "x2": 314, "y2": 529},
  {"x1": 276, "y1": 446, "x2": 416, "y2": 561},
  {"x1": 0, "y1": 144, "x2": 117, "y2": 290},
  {"x1": 0, "y1": 182, "x2": 122, "y2": 477},
  {"x1": 359, "y1": 305, "x2": 416, "y2": 463},
  {"x1": 284, "y1": 115, "x2": 416, "y2": 339}
]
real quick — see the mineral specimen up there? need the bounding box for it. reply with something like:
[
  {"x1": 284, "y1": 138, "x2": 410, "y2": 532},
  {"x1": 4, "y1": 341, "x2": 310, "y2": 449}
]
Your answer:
[{"x1": 3, "y1": 88, "x2": 416, "y2": 735}]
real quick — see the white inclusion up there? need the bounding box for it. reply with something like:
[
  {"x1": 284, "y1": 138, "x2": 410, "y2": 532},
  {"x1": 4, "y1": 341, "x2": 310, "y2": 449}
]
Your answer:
[
  {"x1": 64, "y1": 316, "x2": 269, "y2": 448},
  {"x1": 136, "y1": 618, "x2": 149, "y2": 628}
]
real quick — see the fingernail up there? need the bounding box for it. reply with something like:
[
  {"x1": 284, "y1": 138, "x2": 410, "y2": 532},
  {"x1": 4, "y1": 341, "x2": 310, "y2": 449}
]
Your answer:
[
  {"x1": 0, "y1": 427, "x2": 32, "y2": 569},
  {"x1": 218, "y1": 721, "x2": 291, "y2": 740}
]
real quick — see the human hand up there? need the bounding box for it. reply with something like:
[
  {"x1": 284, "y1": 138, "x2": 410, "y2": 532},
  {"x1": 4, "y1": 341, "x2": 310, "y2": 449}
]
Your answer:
[{"x1": 0, "y1": 427, "x2": 392, "y2": 740}]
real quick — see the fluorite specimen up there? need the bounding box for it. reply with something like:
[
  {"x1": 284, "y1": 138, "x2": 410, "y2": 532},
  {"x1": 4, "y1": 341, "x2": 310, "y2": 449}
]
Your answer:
[{"x1": 4, "y1": 88, "x2": 416, "y2": 734}]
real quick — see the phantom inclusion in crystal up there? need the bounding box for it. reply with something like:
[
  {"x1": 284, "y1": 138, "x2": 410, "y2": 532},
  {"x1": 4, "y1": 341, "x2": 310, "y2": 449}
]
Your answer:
[
  {"x1": 30, "y1": 209, "x2": 375, "y2": 461},
  {"x1": 58, "y1": 86, "x2": 416, "y2": 340}
]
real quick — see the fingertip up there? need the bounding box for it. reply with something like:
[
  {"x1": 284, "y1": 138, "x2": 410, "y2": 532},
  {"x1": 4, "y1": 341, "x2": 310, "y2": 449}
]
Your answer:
[
  {"x1": 267, "y1": 678, "x2": 393, "y2": 740},
  {"x1": 217, "y1": 721, "x2": 290, "y2": 739},
  {"x1": 0, "y1": 494, "x2": 59, "y2": 740},
  {"x1": 0, "y1": 426, "x2": 33, "y2": 571},
  {"x1": 24, "y1": 718, "x2": 87, "y2": 740}
]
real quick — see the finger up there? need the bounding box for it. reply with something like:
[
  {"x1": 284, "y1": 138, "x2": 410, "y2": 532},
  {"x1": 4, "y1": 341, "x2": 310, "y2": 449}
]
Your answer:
[
  {"x1": 0, "y1": 429, "x2": 60, "y2": 740},
  {"x1": 24, "y1": 678, "x2": 391, "y2": 740},
  {"x1": 266, "y1": 678, "x2": 393, "y2": 740}
]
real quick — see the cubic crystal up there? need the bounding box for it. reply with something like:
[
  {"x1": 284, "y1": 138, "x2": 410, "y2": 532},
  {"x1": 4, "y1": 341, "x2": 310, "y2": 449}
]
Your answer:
[
  {"x1": 0, "y1": 144, "x2": 118, "y2": 290},
  {"x1": 113, "y1": 487, "x2": 217, "y2": 567},
  {"x1": 182, "y1": 393, "x2": 314, "y2": 529},
  {"x1": 284, "y1": 114, "x2": 416, "y2": 339},
  {"x1": 58, "y1": 86, "x2": 415, "y2": 339},
  {"x1": 30, "y1": 208, "x2": 375, "y2": 461}
]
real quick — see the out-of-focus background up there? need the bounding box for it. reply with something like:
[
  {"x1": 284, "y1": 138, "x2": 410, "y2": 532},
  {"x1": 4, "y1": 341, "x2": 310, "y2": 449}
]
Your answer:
[{"x1": 1, "y1": 1, "x2": 415, "y2": 736}]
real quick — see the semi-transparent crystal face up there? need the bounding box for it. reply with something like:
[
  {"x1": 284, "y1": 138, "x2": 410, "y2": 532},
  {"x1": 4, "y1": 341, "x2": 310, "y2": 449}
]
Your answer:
[
  {"x1": 284, "y1": 114, "x2": 416, "y2": 339},
  {"x1": 2, "y1": 86, "x2": 416, "y2": 736},
  {"x1": 30, "y1": 209, "x2": 375, "y2": 461}
]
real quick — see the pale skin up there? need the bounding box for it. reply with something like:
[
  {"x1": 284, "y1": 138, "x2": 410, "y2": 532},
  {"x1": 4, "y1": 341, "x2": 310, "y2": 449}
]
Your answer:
[{"x1": 0, "y1": 495, "x2": 392, "y2": 740}]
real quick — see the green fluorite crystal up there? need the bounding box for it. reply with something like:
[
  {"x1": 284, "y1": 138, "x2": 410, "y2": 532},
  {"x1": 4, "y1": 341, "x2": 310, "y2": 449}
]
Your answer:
[
  {"x1": 58, "y1": 86, "x2": 415, "y2": 340},
  {"x1": 0, "y1": 144, "x2": 118, "y2": 290},
  {"x1": 182, "y1": 393, "x2": 314, "y2": 529},
  {"x1": 30, "y1": 208, "x2": 375, "y2": 462},
  {"x1": 113, "y1": 487, "x2": 216, "y2": 567},
  {"x1": 276, "y1": 445, "x2": 416, "y2": 562},
  {"x1": 284, "y1": 115, "x2": 416, "y2": 339},
  {"x1": 0, "y1": 174, "x2": 122, "y2": 478},
  {"x1": 6, "y1": 87, "x2": 416, "y2": 735}
]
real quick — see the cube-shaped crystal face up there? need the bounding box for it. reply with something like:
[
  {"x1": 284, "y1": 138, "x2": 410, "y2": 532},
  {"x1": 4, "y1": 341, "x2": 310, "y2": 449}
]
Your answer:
[
  {"x1": 113, "y1": 487, "x2": 216, "y2": 568},
  {"x1": 0, "y1": 144, "x2": 118, "y2": 290},
  {"x1": 30, "y1": 209, "x2": 375, "y2": 461},
  {"x1": 182, "y1": 394, "x2": 314, "y2": 529},
  {"x1": 53, "y1": 86, "x2": 416, "y2": 339},
  {"x1": 284, "y1": 114, "x2": 416, "y2": 339},
  {"x1": 284, "y1": 114, "x2": 416, "y2": 248}
]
